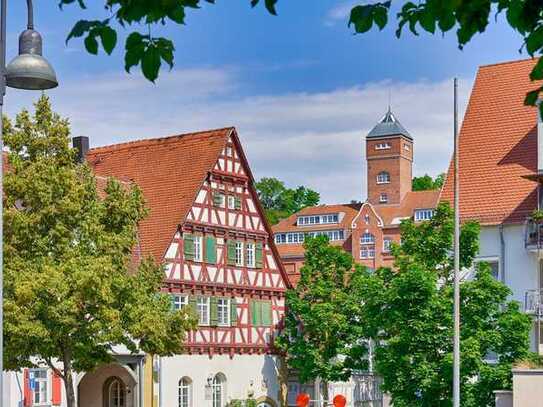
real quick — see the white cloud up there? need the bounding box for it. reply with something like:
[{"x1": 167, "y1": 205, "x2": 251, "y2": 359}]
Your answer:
[
  {"x1": 4, "y1": 68, "x2": 471, "y2": 204},
  {"x1": 324, "y1": 1, "x2": 359, "y2": 26}
]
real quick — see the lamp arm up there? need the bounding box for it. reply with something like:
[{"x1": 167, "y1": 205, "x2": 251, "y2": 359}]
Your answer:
[{"x1": 26, "y1": 0, "x2": 33, "y2": 30}]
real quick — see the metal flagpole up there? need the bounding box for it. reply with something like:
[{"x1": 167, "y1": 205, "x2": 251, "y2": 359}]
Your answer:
[{"x1": 453, "y1": 77, "x2": 461, "y2": 407}]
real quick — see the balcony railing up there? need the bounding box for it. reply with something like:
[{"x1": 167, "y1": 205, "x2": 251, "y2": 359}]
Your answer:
[
  {"x1": 525, "y1": 289, "x2": 543, "y2": 315},
  {"x1": 525, "y1": 219, "x2": 543, "y2": 249}
]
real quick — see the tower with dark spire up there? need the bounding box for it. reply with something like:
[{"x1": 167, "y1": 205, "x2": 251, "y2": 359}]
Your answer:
[{"x1": 366, "y1": 107, "x2": 414, "y2": 205}]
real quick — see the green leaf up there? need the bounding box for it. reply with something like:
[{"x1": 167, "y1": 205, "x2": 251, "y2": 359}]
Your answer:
[
  {"x1": 526, "y1": 27, "x2": 543, "y2": 55},
  {"x1": 66, "y1": 20, "x2": 94, "y2": 43},
  {"x1": 349, "y1": 5, "x2": 373, "y2": 34},
  {"x1": 84, "y1": 35, "x2": 99, "y2": 55},
  {"x1": 141, "y1": 45, "x2": 161, "y2": 82},
  {"x1": 438, "y1": 11, "x2": 456, "y2": 32},
  {"x1": 373, "y1": 7, "x2": 388, "y2": 30},
  {"x1": 167, "y1": 6, "x2": 186, "y2": 24},
  {"x1": 530, "y1": 57, "x2": 543, "y2": 81},
  {"x1": 419, "y1": 9, "x2": 436, "y2": 34},
  {"x1": 157, "y1": 38, "x2": 175, "y2": 69},
  {"x1": 265, "y1": 0, "x2": 278, "y2": 15},
  {"x1": 524, "y1": 89, "x2": 540, "y2": 106},
  {"x1": 99, "y1": 26, "x2": 117, "y2": 55}
]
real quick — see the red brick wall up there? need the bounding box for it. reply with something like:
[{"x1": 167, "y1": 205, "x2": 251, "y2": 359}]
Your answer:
[{"x1": 366, "y1": 136, "x2": 413, "y2": 205}]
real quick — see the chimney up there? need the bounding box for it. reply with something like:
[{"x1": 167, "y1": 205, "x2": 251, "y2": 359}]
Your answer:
[{"x1": 72, "y1": 136, "x2": 89, "y2": 163}]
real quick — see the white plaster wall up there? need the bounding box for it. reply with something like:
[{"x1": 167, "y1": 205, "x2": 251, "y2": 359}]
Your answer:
[
  {"x1": 477, "y1": 224, "x2": 539, "y2": 351},
  {"x1": 160, "y1": 354, "x2": 281, "y2": 407}
]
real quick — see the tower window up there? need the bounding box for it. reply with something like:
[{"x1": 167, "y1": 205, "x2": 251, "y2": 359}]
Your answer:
[
  {"x1": 404, "y1": 143, "x2": 410, "y2": 151},
  {"x1": 375, "y1": 142, "x2": 391, "y2": 150},
  {"x1": 379, "y1": 193, "x2": 388, "y2": 203},
  {"x1": 377, "y1": 171, "x2": 390, "y2": 184}
]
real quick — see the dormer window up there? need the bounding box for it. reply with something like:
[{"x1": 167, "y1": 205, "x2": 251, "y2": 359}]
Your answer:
[
  {"x1": 377, "y1": 171, "x2": 390, "y2": 184},
  {"x1": 414, "y1": 209, "x2": 434, "y2": 222},
  {"x1": 297, "y1": 213, "x2": 339, "y2": 226},
  {"x1": 379, "y1": 193, "x2": 388, "y2": 203},
  {"x1": 375, "y1": 142, "x2": 391, "y2": 150}
]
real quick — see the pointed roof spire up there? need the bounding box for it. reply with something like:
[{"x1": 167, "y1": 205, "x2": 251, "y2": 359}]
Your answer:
[{"x1": 367, "y1": 107, "x2": 412, "y2": 140}]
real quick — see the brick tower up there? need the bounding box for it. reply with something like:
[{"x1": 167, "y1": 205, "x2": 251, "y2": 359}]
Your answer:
[{"x1": 366, "y1": 107, "x2": 413, "y2": 205}]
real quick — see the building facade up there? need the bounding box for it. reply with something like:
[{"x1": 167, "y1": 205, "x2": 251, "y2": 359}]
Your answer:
[
  {"x1": 441, "y1": 58, "x2": 543, "y2": 355},
  {"x1": 4, "y1": 128, "x2": 290, "y2": 407},
  {"x1": 273, "y1": 109, "x2": 439, "y2": 284}
]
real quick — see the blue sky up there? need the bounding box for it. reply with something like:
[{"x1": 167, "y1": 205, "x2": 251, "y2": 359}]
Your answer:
[{"x1": 6, "y1": 1, "x2": 528, "y2": 203}]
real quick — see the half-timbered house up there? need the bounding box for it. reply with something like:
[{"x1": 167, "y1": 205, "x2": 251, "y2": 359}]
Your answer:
[{"x1": 4, "y1": 128, "x2": 290, "y2": 407}]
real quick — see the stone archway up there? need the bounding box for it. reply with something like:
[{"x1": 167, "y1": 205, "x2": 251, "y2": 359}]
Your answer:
[{"x1": 78, "y1": 364, "x2": 137, "y2": 407}]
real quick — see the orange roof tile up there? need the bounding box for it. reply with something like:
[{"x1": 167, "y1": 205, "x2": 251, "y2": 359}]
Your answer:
[
  {"x1": 441, "y1": 58, "x2": 540, "y2": 225},
  {"x1": 87, "y1": 128, "x2": 232, "y2": 260}
]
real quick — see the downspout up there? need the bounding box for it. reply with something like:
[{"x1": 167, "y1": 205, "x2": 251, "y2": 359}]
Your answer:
[{"x1": 499, "y1": 225, "x2": 506, "y2": 286}]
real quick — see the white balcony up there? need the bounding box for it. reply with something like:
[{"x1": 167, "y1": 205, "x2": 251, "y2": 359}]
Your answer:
[{"x1": 525, "y1": 289, "x2": 543, "y2": 316}]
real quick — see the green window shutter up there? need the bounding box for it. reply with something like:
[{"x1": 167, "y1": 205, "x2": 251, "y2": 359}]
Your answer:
[
  {"x1": 261, "y1": 301, "x2": 272, "y2": 326},
  {"x1": 230, "y1": 298, "x2": 238, "y2": 326},
  {"x1": 184, "y1": 234, "x2": 195, "y2": 261},
  {"x1": 227, "y1": 240, "x2": 236, "y2": 266},
  {"x1": 251, "y1": 300, "x2": 263, "y2": 326},
  {"x1": 188, "y1": 296, "x2": 197, "y2": 313},
  {"x1": 205, "y1": 236, "x2": 217, "y2": 264},
  {"x1": 210, "y1": 297, "x2": 218, "y2": 326},
  {"x1": 170, "y1": 294, "x2": 176, "y2": 310},
  {"x1": 255, "y1": 242, "x2": 263, "y2": 268},
  {"x1": 234, "y1": 196, "x2": 242, "y2": 210},
  {"x1": 213, "y1": 192, "x2": 223, "y2": 207}
]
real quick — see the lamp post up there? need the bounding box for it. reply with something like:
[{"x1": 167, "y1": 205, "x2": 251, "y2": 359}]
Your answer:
[{"x1": 0, "y1": 0, "x2": 58, "y2": 404}]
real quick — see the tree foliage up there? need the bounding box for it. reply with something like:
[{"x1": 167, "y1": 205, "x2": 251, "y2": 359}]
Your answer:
[
  {"x1": 361, "y1": 203, "x2": 532, "y2": 406},
  {"x1": 3, "y1": 96, "x2": 197, "y2": 407},
  {"x1": 412, "y1": 173, "x2": 445, "y2": 191},
  {"x1": 255, "y1": 177, "x2": 319, "y2": 224},
  {"x1": 276, "y1": 236, "x2": 368, "y2": 388}
]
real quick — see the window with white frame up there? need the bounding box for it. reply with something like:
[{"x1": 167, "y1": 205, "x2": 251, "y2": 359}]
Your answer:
[
  {"x1": 235, "y1": 242, "x2": 244, "y2": 266},
  {"x1": 364, "y1": 214, "x2": 370, "y2": 224},
  {"x1": 225, "y1": 146, "x2": 233, "y2": 157},
  {"x1": 30, "y1": 369, "x2": 48, "y2": 405},
  {"x1": 375, "y1": 142, "x2": 391, "y2": 150},
  {"x1": 383, "y1": 237, "x2": 392, "y2": 253},
  {"x1": 474, "y1": 258, "x2": 500, "y2": 280},
  {"x1": 192, "y1": 236, "x2": 203, "y2": 262},
  {"x1": 196, "y1": 297, "x2": 210, "y2": 325},
  {"x1": 361, "y1": 233, "x2": 375, "y2": 244},
  {"x1": 178, "y1": 377, "x2": 192, "y2": 407},
  {"x1": 227, "y1": 195, "x2": 236, "y2": 210},
  {"x1": 297, "y1": 214, "x2": 340, "y2": 226},
  {"x1": 275, "y1": 234, "x2": 287, "y2": 244},
  {"x1": 246, "y1": 243, "x2": 256, "y2": 268},
  {"x1": 287, "y1": 232, "x2": 305, "y2": 244},
  {"x1": 377, "y1": 171, "x2": 391, "y2": 184},
  {"x1": 404, "y1": 143, "x2": 410, "y2": 151},
  {"x1": 414, "y1": 209, "x2": 434, "y2": 222},
  {"x1": 360, "y1": 245, "x2": 375, "y2": 259},
  {"x1": 172, "y1": 295, "x2": 188, "y2": 310},
  {"x1": 379, "y1": 193, "x2": 388, "y2": 203},
  {"x1": 217, "y1": 298, "x2": 230, "y2": 326},
  {"x1": 307, "y1": 230, "x2": 345, "y2": 241},
  {"x1": 360, "y1": 232, "x2": 375, "y2": 259},
  {"x1": 212, "y1": 374, "x2": 226, "y2": 407}
]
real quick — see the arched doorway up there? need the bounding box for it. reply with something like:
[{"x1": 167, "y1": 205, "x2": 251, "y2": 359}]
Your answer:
[
  {"x1": 104, "y1": 377, "x2": 125, "y2": 407},
  {"x1": 78, "y1": 363, "x2": 138, "y2": 407}
]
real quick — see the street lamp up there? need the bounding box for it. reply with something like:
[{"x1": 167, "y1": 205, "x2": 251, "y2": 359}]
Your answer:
[{"x1": 0, "y1": 0, "x2": 58, "y2": 404}]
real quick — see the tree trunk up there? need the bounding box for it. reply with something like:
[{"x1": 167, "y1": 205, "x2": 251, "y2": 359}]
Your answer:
[{"x1": 63, "y1": 350, "x2": 77, "y2": 407}]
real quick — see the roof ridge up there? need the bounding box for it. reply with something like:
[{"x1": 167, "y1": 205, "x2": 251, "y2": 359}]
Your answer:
[
  {"x1": 479, "y1": 57, "x2": 535, "y2": 70},
  {"x1": 89, "y1": 127, "x2": 235, "y2": 154}
]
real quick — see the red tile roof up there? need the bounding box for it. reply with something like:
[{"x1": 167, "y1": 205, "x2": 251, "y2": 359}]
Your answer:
[
  {"x1": 441, "y1": 59, "x2": 541, "y2": 225},
  {"x1": 377, "y1": 190, "x2": 440, "y2": 226},
  {"x1": 87, "y1": 128, "x2": 232, "y2": 260}
]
